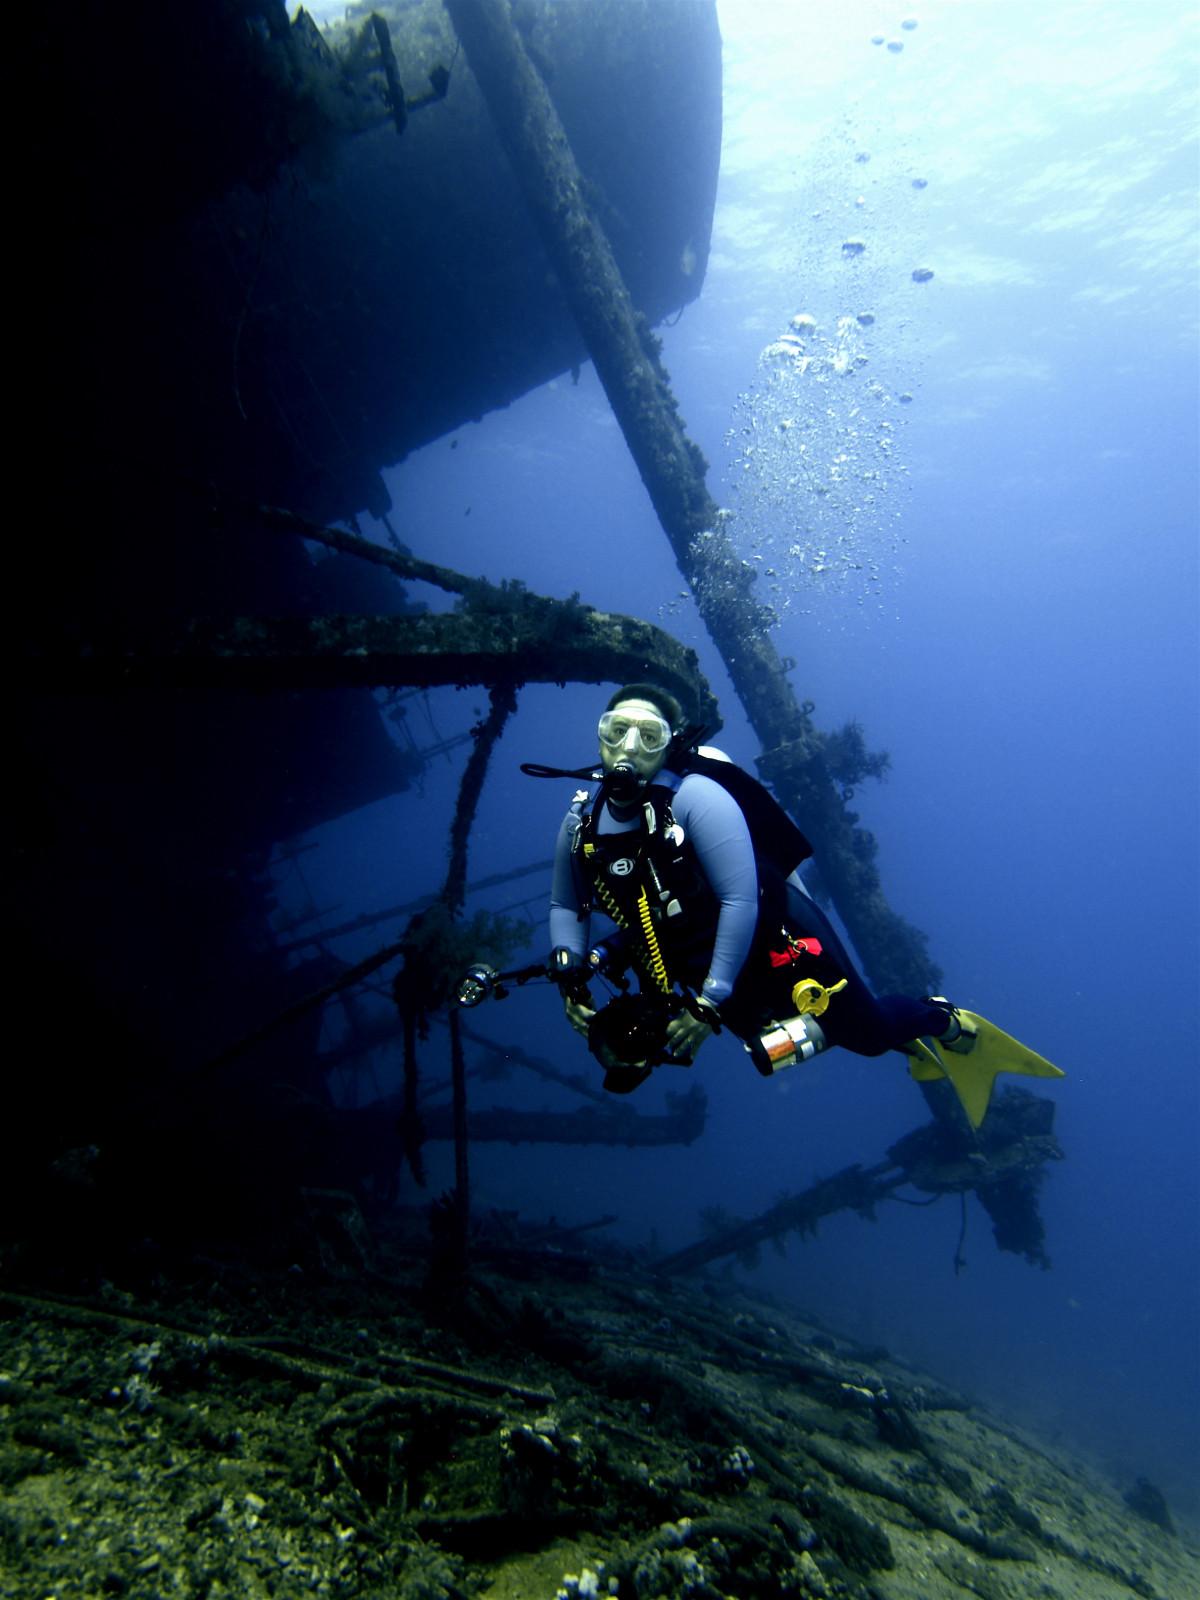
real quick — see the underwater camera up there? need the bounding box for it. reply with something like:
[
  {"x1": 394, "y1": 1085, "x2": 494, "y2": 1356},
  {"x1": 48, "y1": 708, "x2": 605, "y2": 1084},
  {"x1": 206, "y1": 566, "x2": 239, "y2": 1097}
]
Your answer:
[
  {"x1": 587, "y1": 992, "x2": 679, "y2": 1095},
  {"x1": 587, "y1": 992, "x2": 674, "y2": 1068}
]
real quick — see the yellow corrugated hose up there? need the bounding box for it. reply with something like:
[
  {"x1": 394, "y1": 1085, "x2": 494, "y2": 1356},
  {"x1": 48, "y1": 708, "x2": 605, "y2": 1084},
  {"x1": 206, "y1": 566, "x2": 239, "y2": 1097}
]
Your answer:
[
  {"x1": 635, "y1": 887, "x2": 672, "y2": 994},
  {"x1": 593, "y1": 874, "x2": 672, "y2": 995}
]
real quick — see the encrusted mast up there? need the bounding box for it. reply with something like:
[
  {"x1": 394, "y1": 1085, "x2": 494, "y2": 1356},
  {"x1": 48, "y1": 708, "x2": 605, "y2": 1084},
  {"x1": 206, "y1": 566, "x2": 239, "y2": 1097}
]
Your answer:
[{"x1": 443, "y1": 0, "x2": 939, "y2": 1002}]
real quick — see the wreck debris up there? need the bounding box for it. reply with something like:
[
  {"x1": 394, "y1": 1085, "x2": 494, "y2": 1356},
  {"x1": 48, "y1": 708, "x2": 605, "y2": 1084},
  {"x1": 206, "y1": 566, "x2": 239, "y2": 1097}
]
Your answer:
[
  {"x1": 197, "y1": 927, "x2": 415, "y2": 1078},
  {"x1": 369, "y1": 12, "x2": 409, "y2": 134},
  {"x1": 28, "y1": 607, "x2": 712, "y2": 703},
  {"x1": 1124, "y1": 1476, "x2": 1176, "y2": 1535},
  {"x1": 6, "y1": 1248, "x2": 1192, "y2": 1600},
  {"x1": 886, "y1": 1088, "x2": 1065, "y2": 1268},
  {"x1": 274, "y1": 856, "x2": 555, "y2": 955},
  {"x1": 390, "y1": 684, "x2": 522, "y2": 1267},
  {"x1": 454, "y1": 1018, "x2": 615, "y2": 1107},
  {"x1": 414, "y1": 1090, "x2": 706, "y2": 1150},
  {"x1": 33, "y1": 505, "x2": 717, "y2": 725},
  {"x1": 655, "y1": 1162, "x2": 903, "y2": 1278},
  {"x1": 445, "y1": 685, "x2": 518, "y2": 916},
  {"x1": 657, "y1": 1088, "x2": 1065, "y2": 1275}
]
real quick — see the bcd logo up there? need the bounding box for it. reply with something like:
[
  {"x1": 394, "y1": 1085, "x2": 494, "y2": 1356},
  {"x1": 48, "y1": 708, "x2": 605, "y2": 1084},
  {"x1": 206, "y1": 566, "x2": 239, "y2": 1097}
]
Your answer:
[{"x1": 609, "y1": 857, "x2": 635, "y2": 877}]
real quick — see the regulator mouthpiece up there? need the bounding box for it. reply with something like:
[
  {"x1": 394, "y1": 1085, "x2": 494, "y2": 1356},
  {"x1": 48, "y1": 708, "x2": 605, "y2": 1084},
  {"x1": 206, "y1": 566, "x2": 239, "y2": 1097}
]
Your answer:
[{"x1": 605, "y1": 762, "x2": 642, "y2": 806}]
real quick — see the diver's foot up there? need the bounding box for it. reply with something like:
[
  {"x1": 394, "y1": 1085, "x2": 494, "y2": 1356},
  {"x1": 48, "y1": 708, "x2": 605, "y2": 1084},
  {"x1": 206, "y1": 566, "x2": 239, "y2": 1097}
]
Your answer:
[{"x1": 929, "y1": 996, "x2": 978, "y2": 1054}]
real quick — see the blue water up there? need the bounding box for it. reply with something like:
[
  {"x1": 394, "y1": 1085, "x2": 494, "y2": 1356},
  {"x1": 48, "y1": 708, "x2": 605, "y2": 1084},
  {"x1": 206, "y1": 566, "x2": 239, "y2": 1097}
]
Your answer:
[{"x1": 285, "y1": 1, "x2": 1200, "y2": 1517}]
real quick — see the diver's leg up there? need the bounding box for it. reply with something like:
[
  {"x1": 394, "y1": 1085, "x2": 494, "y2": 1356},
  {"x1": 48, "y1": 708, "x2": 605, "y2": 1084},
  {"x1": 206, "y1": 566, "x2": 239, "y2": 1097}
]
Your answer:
[{"x1": 774, "y1": 887, "x2": 948, "y2": 1057}]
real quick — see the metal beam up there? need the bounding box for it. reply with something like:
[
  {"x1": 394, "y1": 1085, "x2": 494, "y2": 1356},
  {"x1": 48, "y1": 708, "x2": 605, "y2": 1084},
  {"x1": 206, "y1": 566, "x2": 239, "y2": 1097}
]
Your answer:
[{"x1": 25, "y1": 607, "x2": 715, "y2": 720}]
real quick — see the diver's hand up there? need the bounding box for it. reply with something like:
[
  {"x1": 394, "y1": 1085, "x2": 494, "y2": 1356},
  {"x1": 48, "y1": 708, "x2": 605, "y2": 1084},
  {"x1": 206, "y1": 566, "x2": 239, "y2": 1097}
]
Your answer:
[
  {"x1": 664, "y1": 1010, "x2": 714, "y2": 1064},
  {"x1": 564, "y1": 992, "x2": 596, "y2": 1039}
]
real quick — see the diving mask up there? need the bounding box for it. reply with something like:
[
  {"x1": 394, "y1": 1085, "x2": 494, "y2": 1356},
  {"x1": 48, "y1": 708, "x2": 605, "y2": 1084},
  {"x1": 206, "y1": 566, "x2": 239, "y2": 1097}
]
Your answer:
[{"x1": 598, "y1": 709, "x2": 672, "y2": 755}]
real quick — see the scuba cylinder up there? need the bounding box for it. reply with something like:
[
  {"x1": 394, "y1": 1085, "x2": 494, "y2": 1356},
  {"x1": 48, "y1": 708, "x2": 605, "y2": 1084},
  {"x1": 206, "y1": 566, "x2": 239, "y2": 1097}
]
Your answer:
[{"x1": 747, "y1": 976, "x2": 847, "y2": 1077}]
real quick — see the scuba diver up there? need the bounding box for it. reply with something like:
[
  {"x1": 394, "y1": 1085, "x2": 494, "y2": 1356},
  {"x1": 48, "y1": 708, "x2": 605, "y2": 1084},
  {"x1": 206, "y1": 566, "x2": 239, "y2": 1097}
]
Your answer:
[{"x1": 536, "y1": 683, "x2": 1063, "y2": 1126}]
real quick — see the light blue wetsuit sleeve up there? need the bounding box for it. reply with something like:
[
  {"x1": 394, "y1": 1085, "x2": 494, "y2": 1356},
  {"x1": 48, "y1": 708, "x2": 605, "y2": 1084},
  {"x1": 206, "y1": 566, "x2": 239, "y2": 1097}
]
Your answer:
[
  {"x1": 549, "y1": 809, "x2": 590, "y2": 958},
  {"x1": 674, "y1": 774, "x2": 759, "y2": 1006}
]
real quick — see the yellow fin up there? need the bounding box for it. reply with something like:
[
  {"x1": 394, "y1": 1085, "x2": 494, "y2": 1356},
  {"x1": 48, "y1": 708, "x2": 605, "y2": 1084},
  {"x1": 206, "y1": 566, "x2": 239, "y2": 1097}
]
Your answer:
[
  {"x1": 914, "y1": 1010, "x2": 1064, "y2": 1129},
  {"x1": 904, "y1": 1038, "x2": 945, "y2": 1082}
]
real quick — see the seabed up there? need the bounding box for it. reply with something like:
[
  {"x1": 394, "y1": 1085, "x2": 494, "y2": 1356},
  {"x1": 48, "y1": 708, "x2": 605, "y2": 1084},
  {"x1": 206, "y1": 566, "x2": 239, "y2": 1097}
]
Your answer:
[{"x1": 1, "y1": 1217, "x2": 1194, "y2": 1600}]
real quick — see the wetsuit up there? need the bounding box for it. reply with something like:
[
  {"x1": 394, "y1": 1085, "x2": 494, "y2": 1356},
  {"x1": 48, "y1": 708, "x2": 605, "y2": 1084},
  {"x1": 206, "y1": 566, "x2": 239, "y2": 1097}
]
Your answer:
[{"x1": 551, "y1": 767, "x2": 948, "y2": 1057}]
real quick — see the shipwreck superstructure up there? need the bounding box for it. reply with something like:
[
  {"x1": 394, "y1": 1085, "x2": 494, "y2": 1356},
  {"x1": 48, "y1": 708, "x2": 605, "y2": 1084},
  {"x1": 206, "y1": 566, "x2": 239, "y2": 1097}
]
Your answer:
[{"x1": 12, "y1": 0, "x2": 1060, "y2": 1276}]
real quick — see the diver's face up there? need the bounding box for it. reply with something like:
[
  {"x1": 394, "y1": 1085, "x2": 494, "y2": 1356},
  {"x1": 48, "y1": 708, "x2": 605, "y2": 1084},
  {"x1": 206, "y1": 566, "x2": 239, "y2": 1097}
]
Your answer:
[{"x1": 598, "y1": 698, "x2": 673, "y2": 782}]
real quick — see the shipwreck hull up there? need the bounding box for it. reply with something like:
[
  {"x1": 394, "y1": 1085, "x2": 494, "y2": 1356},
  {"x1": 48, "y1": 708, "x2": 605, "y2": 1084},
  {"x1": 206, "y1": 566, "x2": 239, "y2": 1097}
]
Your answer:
[{"x1": 66, "y1": 0, "x2": 723, "y2": 536}]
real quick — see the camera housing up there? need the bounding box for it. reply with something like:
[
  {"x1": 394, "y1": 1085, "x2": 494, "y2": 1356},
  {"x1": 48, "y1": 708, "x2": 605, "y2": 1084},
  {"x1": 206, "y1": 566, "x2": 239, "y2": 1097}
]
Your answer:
[{"x1": 587, "y1": 992, "x2": 673, "y2": 1066}]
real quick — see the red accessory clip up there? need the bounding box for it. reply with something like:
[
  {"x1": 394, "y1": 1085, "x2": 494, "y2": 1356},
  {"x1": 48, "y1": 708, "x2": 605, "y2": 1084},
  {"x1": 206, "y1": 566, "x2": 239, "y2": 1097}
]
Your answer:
[{"x1": 768, "y1": 937, "x2": 823, "y2": 967}]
